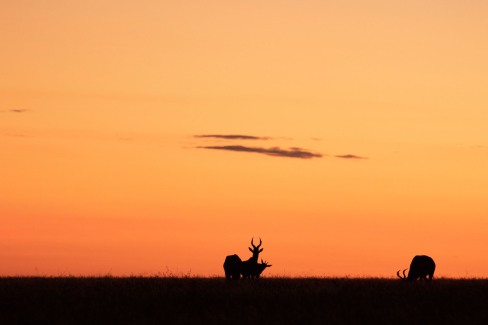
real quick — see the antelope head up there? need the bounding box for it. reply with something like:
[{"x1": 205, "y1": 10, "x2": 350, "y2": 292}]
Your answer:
[
  {"x1": 261, "y1": 259, "x2": 272, "y2": 268},
  {"x1": 249, "y1": 237, "x2": 263, "y2": 258}
]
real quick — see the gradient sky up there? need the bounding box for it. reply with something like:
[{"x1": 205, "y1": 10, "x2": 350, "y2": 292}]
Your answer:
[{"x1": 1, "y1": 0, "x2": 487, "y2": 277}]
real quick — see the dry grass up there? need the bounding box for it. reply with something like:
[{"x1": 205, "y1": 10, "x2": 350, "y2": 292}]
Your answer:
[{"x1": 1, "y1": 277, "x2": 487, "y2": 324}]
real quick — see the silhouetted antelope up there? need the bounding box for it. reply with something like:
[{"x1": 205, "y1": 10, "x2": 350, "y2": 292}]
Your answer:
[
  {"x1": 397, "y1": 255, "x2": 436, "y2": 281},
  {"x1": 248, "y1": 259, "x2": 272, "y2": 279},
  {"x1": 223, "y1": 254, "x2": 242, "y2": 280},
  {"x1": 240, "y1": 238, "x2": 263, "y2": 279}
]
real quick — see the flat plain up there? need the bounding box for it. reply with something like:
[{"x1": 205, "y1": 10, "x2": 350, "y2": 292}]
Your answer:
[{"x1": 1, "y1": 277, "x2": 488, "y2": 324}]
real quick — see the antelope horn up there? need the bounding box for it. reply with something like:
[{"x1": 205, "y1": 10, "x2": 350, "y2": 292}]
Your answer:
[
  {"x1": 251, "y1": 237, "x2": 262, "y2": 248},
  {"x1": 396, "y1": 270, "x2": 402, "y2": 279}
]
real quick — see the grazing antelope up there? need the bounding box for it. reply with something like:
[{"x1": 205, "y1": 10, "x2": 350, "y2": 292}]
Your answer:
[
  {"x1": 223, "y1": 254, "x2": 242, "y2": 280},
  {"x1": 397, "y1": 255, "x2": 436, "y2": 281}
]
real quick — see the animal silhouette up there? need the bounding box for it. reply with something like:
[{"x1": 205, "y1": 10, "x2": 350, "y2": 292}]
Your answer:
[
  {"x1": 223, "y1": 238, "x2": 265, "y2": 280},
  {"x1": 240, "y1": 238, "x2": 263, "y2": 279},
  {"x1": 397, "y1": 255, "x2": 436, "y2": 281},
  {"x1": 223, "y1": 254, "x2": 242, "y2": 280},
  {"x1": 248, "y1": 259, "x2": 272, "y2": 279}
]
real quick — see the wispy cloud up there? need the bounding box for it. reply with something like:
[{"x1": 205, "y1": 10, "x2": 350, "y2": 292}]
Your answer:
[
  {"x1": 335, "y1": 154, "x2": 368, "y2": 160},
  {"x1": 195, "y1": 134, "x2": 270, "y2": 140},
  {"x1": 198, "y1": 145, "x2": 322, "y2": 159},
  {"x1": 8, "y1": 109, "x2": 29, "y2": 113},
  {"x1": 193, "y1": 133, "x2": 366, "y2": 160}
]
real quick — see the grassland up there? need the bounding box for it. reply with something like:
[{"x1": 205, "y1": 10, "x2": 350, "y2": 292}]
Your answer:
[{"x1": 1, "y1": 277, "x2": 488, "y2": 324}]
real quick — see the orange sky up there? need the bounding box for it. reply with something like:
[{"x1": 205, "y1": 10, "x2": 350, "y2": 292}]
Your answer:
[{"x1": 1, "y1": 0, "x2": 487, "y2": 277}]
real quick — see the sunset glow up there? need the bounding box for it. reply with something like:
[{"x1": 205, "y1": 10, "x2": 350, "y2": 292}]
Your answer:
[{"x1": 1, "y1": 0, "x2": 487, "y2": 277}]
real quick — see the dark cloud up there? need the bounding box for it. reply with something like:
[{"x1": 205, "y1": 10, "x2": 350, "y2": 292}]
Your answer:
[
  {"x1": 335, "y1": 154, "x2": 368, "y2": 160},
  {"x1": 8, "y1": 109, "x2": 29, "y2": 113},
  {"x1": 198, "y1": 145, "x2": 322, "y2": 159},
  {"x1": 194, "y1": 133, "x2": 364, "y2": 160},
  {"x1": 195, "y1": 134, "x2": 270, "y2": 140}
]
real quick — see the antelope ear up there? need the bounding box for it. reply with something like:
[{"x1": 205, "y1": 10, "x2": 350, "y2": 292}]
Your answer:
[
  {"x1": 249, "y1": 247, "x2": 253, "y2": 253},
  {"x1": 267, "y1": 265, "x2": 272, "y2": 267},
  {"x1": 259, "y1": 248, "x2": 263, "y2": 253}
]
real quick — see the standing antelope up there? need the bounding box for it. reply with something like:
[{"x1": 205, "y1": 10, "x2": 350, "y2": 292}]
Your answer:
[
  {"x1": 240, "y1": 237, "x2": 263, "y2": 279},
  {"x1": 397, "y1": 255, "x2": 436, "y2": 281}
]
